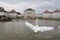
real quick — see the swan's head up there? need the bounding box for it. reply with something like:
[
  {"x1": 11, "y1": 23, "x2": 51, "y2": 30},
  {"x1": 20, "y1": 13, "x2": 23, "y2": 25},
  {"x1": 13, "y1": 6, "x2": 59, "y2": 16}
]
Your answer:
[
  {"x1": 34, "y1": 30, "x2": 38, "y2": 33},
  {"x1": 32, "y1": 26, "x2": 39, "y2": 33},
  {"x1": 33, "y1": 30, "x2": 39, "y2": 34},
  {"x1": 33, "y1": 28, "x2": 39, "y2": 34}
]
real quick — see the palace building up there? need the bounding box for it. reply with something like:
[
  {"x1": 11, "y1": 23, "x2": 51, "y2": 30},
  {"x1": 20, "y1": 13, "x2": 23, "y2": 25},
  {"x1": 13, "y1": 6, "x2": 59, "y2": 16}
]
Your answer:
[
  {"x1": 43, "y1": 10, "x2": 52, "y2": 18},
  {"x1": 24, "y1": 8, "x2": 35, "y2": 19},
  {"x1": 52, "y1": 9, "x2": 60, "y2": 18},
  {"x1": 0, "y1": 7, "x2": 60, "y2": 19},
  {"x1": 8, "y1": 10, "x2": 17, "y2": 18}
]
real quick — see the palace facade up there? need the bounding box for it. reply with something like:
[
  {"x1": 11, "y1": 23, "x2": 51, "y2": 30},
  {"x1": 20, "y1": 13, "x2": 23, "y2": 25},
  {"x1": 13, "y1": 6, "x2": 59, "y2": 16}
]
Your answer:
[{"x1": 0, "y1": 7, "x2": 60, "y2": 19}]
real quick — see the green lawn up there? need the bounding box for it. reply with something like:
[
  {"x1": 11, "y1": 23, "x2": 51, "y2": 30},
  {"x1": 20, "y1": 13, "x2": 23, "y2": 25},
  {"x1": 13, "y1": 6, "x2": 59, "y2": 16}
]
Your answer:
[
  {"x1": 38, "y1": 17, "x2": 60, "y2": 21},
  {"x1": 29, "y1": 17, "x2": 60, "y2": 21}
]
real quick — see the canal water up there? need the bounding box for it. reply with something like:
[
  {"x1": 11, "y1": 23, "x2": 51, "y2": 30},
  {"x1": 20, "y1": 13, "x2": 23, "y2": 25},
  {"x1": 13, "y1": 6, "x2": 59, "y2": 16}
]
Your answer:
[{"x1": 0, "y1": 20, "x2": 60, "y2": 40}]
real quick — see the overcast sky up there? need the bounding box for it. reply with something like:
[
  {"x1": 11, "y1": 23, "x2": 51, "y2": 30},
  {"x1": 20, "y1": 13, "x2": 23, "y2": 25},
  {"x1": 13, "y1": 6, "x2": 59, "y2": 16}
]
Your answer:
[{"x1": 0, "y1": 0, "x2": 60, "y2": 14}]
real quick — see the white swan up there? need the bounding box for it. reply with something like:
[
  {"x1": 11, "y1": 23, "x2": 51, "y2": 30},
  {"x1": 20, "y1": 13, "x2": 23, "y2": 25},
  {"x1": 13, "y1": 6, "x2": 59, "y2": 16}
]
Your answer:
[{"x1": 25, "y1": 18, "x2": 54, "y2": 33}]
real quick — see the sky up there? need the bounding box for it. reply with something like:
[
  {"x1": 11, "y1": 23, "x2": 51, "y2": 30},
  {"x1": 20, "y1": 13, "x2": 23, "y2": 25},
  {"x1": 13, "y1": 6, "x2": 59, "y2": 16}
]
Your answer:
[{"x1": 0, "y1": 0, "x2": 60, "y2": 14}]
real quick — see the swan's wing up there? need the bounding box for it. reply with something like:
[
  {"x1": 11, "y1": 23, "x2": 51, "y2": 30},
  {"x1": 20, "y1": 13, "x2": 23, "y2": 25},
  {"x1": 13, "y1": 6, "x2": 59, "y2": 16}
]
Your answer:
[
  {"x1": 38, "y1": 27, "x2": 54, "y2": 32},
  {"x1": 25, "y1": 22, "x2": 35, "y2": 30}
]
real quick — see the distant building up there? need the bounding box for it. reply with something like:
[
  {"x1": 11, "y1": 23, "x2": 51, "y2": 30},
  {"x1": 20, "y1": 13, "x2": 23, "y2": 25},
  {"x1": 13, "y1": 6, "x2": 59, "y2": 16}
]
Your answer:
[
  {"x1": 0, "y1": 7, "x2": 60, "y2": 19},
  {"x1": 24, "y1": 8, "x2": 35, "y2": 18},
  {"x1": 42, "y1": 10, "x2": 52, "y2": 18},
  {"x1": 17, "y1": 12, "x2": 23, "y2": 18},
  {"x1": 0, "y1": 7, "x2": 7, "y2": 19},
  {"x1": 8, "y1": 10, "x2": 17, "y2": 18},
  {"x1": 35, "y1": 14, "x2": 42, "y2": 18},
  {"x1": 52, "y1": 9, "x2": 60, "y2": 18},
  {"x1": 0, "y1": 7, "x2": 5, "y2": 16}
]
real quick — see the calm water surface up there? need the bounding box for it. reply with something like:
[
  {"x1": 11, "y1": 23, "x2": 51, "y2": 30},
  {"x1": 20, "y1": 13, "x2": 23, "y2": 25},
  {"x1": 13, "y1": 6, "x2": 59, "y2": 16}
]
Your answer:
[{"x1": 0, "y1": 20, "x2": 60, "y2": 40}]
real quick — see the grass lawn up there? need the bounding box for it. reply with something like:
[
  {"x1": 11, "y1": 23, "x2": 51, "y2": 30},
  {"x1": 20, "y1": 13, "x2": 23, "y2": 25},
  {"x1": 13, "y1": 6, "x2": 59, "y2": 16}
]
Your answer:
[
  {"x1": 38, "y1": 17, "x2": 60, "y2": 21},
  {"x1": 24, "y1": 17, "x2": 60, "y2": 21}
]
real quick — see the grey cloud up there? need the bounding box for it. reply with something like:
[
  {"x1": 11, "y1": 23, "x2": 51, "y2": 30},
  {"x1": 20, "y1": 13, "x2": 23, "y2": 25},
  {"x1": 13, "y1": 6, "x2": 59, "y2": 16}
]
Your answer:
[{"x1": 0, "y1": 0, "x2": 60, "y2": 14}]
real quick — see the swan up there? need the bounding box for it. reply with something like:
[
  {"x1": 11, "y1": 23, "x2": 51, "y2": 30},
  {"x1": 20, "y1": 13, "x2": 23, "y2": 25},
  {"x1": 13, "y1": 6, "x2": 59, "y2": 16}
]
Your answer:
[{"x1": 25, "y1": 18, "x2": 54, "y2": 33}]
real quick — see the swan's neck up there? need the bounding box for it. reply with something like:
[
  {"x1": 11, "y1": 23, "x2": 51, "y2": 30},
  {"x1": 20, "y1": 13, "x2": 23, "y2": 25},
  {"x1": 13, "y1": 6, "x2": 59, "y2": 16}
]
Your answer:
[{"x1": 36, "y1": 18, "x2": 38, "y2": 26}]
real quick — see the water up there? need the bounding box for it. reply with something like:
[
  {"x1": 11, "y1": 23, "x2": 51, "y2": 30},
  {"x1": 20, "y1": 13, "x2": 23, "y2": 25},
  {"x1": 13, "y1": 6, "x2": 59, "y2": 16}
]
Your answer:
[{"x1": 0, "y1": 20, "x2": 60, "y2": 40}]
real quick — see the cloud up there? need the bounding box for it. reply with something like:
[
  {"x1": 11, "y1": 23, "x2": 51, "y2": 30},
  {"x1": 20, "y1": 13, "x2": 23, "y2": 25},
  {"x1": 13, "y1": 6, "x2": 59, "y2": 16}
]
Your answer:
[
  {"x1": 0, "y1": 1, "x2": 39, "y2": 12},
  {"x1": 0, "y1": 0, "x2": 60, "y2": 14},
  {"x1": 39, "y1": 1, "x2": 55, "y2": 6}
]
